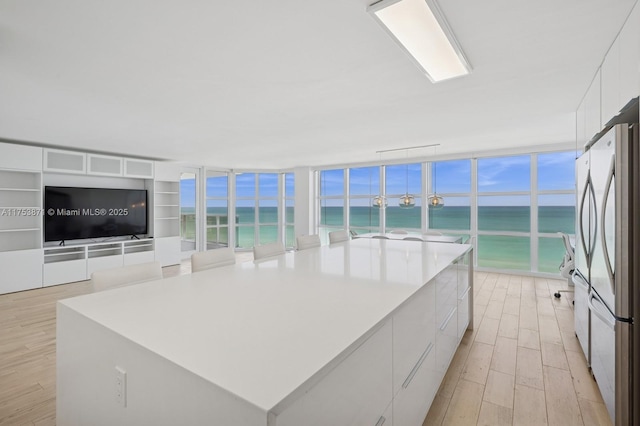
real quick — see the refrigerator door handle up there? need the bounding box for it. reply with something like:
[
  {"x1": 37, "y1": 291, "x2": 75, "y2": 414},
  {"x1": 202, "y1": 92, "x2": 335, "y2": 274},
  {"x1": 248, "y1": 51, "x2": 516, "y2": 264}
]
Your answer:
[
  {"x1": 572, "y1": 269, "x2": 588, "y2": 288},
  {"x1": 600, "y1": 155, "x2": 616, "y2": 295},
  {"x1": 578, "y1": 173, "x2": 592, "y2": 265},
  {"x1": 588, "y1": 290, "x2": 616, "y2": 329},
  {"x1": 588, "y1": 178, "x2": 597, "y2": 264}
]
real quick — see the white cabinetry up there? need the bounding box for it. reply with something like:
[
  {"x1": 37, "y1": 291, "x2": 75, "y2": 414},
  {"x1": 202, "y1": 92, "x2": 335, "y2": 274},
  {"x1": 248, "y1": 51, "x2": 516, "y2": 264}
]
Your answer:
[
  {"x1": 0, "y1": 157, "x2": 44, "y2": 293},
  {"x1": 124, "y1": 159, "x2": 154, "y2": 178},
  {"x1": 601, "y1": 38, "x2": 621, "y2": 124},
  {"x1": 87, "y1": 154, "x2": 123, "y2": 176},
  {"x1": 435, "y1": 263, "x2": 459, "y2": 375},
  {"x1": 584, "y1": 70, "x2": 602, "y2": 142},
  {"x1": 457, "y1": 255, "x2": 472, "y2": 339},
  {"x1": 43, "y1": 239, "x2": 155, "y2": 286},
  {"x1": 275, "y1": 322, "x2": 393, "y2": 426},
  {"x1": 154, "y1": 162, "x2": 181, "y2": 266},
  {"x1": 0, "y1": 142, "x2": 42, "y2": 171},
  {"x1": 619, "y1": 4, "x2": 640, "y2": 108},
  {"x1": 44, "y1": 149, "x2": 86, "y2": 174}
]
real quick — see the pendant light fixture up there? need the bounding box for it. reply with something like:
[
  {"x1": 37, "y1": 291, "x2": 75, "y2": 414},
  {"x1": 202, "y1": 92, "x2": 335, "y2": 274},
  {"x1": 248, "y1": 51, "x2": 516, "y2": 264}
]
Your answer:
[
  {"x1": 427, "y1": 145, "x2": 444, "y2": 210},
  {"x1": 399, "y1": 150, "x2": 415, "y2": 208}
]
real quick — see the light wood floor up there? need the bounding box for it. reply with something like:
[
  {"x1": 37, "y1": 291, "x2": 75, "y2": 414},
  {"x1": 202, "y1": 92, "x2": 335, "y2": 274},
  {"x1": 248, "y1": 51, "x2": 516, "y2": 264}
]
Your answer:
[
  {"x1": 0, "y1": 259, "x2": 610, "y2": 425},
  {"x1": 424, "y1": 272, "x2": 611, "y2": 426}
]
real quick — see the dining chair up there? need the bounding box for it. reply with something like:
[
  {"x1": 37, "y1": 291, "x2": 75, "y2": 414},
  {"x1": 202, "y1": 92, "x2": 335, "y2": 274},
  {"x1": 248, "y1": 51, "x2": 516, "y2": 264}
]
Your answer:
[
  {"x1": 328, "y1": 230, "x2": 350, "y2": 244},
  {"x1": 372, "y1": 235, "x2": 389, "y2": 239},
  {"x1": 296, "y1": 234, "x2": 321, "y2": 251},
  {"x1": 90, "y1": 261, "x2": 163, "y2": 292},
  {"x1": 253, "y1": 242, "x2": 286, "y2": 260},
  {"x1": 554, "y1": 232, "x2": 575, "y2": 299},
  {"x1": 403, "y1": 236, "x2": 424, "y2": 242},
  {"x1": 423, "y1": 230, "x2": 444, "y2": 236},
  {"x1": 191, "y1": 248, "x2": 236, "y2": 272}
]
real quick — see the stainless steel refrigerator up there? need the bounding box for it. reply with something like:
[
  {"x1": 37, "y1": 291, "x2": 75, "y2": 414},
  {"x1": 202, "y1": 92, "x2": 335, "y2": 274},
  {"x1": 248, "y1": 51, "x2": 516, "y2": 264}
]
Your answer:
[{"x1": 573, "y1": 122, "x2": 639, "y2": 425}]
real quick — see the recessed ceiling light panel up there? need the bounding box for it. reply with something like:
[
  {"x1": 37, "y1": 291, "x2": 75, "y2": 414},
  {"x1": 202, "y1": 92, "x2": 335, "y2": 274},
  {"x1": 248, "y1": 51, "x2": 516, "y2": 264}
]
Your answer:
[{"x1": 368, "y1": 0, "x2": 472, "y2": 82}]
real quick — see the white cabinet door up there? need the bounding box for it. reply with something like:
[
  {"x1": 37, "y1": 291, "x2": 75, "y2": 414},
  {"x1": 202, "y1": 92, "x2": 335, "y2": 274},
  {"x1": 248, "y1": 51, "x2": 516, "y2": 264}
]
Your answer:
[
  {"x1": 154, "y1": 162, "x2": 182, "y2": 182},
  {"x1": 584, "y1": 70, "x2": 602, "y2": 142},
  {"x1": 124, "y1": 159, "x2": 154, "y2": 178},
  {"x1": 44, "y1": 259, "x2": 87, "y2": 286},
  {"x1": 87, "y1": 154, "x2": 123, "y2": 176},
  {"x1": 155, "y1": 236, "x2": 181, "y2": 266},
  {"x1": 0, "y1": 249, "x2": 43, "y2": 293},
  {"x1": 393, "y1": 283, "x2": 435, "y2": 396},
  {"x1": 619, "y1": 4, "x2": 640, "y2": 107},
  {"x1": 0, "y1": 143, "x2": 42, "y2": 171},
  {"x1": 275, "y1": 321, "x2": 393, "y2": 426},
  {"x1": 601, "y1": 38, "x2": 620, "y2": 123},
  {"x1": 43, "y1": 149, "x2": 86, "y2": 174},
  {"x1": 393, "y1": 340, "x2": 437, "y2": 426}
]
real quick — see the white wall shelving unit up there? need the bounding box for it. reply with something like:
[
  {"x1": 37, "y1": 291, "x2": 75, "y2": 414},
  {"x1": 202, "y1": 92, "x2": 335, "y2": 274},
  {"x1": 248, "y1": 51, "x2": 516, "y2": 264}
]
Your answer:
[
  {"x1": 0, "y1": 142, "x2": 45, "y2": 294},
  {"x1": 153, "y1": 162, "x2": 181, "y2": 266}
]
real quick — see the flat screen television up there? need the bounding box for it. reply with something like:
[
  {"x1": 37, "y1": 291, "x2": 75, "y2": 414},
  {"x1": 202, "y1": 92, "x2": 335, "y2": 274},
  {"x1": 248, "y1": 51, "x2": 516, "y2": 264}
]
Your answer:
[{"x1": 44, "y1": 186, "x2": 148, "y2": 242}]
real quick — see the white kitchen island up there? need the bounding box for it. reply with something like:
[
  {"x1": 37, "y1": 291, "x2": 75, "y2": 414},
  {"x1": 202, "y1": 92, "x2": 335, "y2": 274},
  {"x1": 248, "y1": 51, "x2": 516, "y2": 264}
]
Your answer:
[{"x1": 57, "y1": 239, "x2": 472, "y2": 426}]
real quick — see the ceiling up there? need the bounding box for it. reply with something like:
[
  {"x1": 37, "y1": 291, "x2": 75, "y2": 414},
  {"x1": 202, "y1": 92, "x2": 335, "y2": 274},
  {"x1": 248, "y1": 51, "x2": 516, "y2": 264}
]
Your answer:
[{"x1": 0, "y1": 0, "x2": 636, "y2": 169}]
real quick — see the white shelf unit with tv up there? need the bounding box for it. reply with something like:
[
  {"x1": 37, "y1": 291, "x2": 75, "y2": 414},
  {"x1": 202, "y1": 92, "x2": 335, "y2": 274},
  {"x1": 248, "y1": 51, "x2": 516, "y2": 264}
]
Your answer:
[
  {"x1": 153, "y1": 162, "x2": 181, "y2": 267},
  {"x1": 0, "y1": 143, "x2": 45, "y2": 294},
  {"x1": 43, "y1": 239, "x2": 156, "y2": 286}
]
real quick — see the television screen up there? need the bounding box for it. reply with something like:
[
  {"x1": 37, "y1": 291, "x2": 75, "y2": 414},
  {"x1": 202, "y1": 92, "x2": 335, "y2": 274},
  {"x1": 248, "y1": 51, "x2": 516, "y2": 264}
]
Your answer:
[{"x1": 44, "y1": 186, "x2": 148, "y2": 242}]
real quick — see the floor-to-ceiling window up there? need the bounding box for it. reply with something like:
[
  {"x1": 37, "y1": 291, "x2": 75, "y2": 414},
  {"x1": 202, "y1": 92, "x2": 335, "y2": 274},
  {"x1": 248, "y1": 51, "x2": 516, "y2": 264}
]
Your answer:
[
  {"x1": 477, "y1": 155, "x2": 532, "y2": 271},
  {"x1": 318, "y1": 168, "x2": 345, "y2": 244},
  {"x1": 386, "y1": 163, "x2": 422, "y2": 231},
  {"x1": 536, "y1": 152, "x2": 576, "y2": 272},
  {"x1": 235, "y1": 173, "x2": 256, "y2": 249},
  {"x1": 180, "y1": 169, "x2": 199, "y2": 257},
  {"x1": 428, "y1": 159, "x2": 471, "y2": 238},
  {"x1": 284, "y1": 172, "x2": 295, "y2": 249},
  {"x1": 315, "y1": 150, "x2": 576, "y2": 275},
  {"x1": 234, "y1": 172, "x2": 281, "y2": 249},
  {"x1": 258, "y1": 173, "x2": 279, "y2": 245},
  {"x1": 349, "y1": 166, "x2": 381, "y2": 235},
  {"x1": 205, "y1": 170, "x2": 229, "y2": 249}
]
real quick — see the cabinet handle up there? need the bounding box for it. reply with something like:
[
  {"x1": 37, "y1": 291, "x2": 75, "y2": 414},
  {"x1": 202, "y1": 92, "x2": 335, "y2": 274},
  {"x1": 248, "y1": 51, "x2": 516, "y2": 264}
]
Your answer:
[
  {"x1": 458, "y1": 286, "x2": 471, "y2": 301},
  {"x1": 374, "y1": 416, "x2": 386, "y2": 426},
  {"x1": 439, "y1": 307, "x2": 457, "y2": 331},
  {"x1": 402, "y1": 342, "x2": 434, "y2": 389}
]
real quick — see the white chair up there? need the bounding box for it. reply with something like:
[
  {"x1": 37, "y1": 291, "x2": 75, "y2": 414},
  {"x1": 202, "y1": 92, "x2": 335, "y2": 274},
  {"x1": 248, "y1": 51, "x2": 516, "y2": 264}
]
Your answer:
[
  {"x1": 191, "y1": 248, "x2": 236, "y2": 272},
  {"x1": 253, "y1": 242, "x2": 286, "y2": 260},
  {"x1": 423, "y1": 230, "x2": 444, "y2": 236},
  {"x1": 403, "y1": 236, "x2": 424, "y2": 242},
  {"x1": 554, "y1": 232, "x2": 575, "y2": 299},
  {"x1": 328, "y1": 230, "x2": 350, "y2": 244},
  {"x1": 90, "y1": 261, "x2": 163, "y2": 292},
  {"x1": 389, "y1": 229, "x2": 409, "y2": 234},
  {"x1": 296, "y1": 234, "x2": 321, "y2": 251},
  {"x1": 372, "y1": 235, "x2": 389, "y2": 239}
]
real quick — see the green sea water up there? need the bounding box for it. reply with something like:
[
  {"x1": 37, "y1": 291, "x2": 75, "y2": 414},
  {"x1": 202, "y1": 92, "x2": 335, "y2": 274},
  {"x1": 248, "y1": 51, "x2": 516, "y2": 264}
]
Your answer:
[{"x1": 181, "y1": 205, "x2": 575, "y2": 273}]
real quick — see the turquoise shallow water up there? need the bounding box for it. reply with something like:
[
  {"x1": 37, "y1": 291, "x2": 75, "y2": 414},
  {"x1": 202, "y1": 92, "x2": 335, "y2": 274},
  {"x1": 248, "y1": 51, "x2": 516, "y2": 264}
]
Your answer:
[{"x1": 184, "y1": 205, "x2": 575, "y2": 273}]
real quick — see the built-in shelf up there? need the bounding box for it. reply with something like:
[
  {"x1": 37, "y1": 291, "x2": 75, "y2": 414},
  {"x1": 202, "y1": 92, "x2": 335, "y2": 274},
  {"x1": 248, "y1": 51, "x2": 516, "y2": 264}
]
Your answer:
[
  {"x1": 0, "y1": 188, "x2": 41, "y2": 192},
  {"x1": 0, "y1": 169, "x2": 42, "y2": 254},
  {"x1": 0, "y1": 228, "x2": 41, "y2": 233}
]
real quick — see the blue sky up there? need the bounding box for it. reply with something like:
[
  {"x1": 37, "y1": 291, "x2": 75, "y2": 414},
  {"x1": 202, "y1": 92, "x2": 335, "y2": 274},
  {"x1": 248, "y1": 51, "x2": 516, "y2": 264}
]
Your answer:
[{"x1": 181, "y1": 151, "x2": 576, "y2": 208}]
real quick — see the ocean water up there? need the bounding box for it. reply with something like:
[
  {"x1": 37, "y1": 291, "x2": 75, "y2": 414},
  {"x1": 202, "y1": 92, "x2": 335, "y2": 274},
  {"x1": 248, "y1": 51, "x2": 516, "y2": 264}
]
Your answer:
[{"x1": 181, "y1": 205, "x2": 575, "y2": 273}]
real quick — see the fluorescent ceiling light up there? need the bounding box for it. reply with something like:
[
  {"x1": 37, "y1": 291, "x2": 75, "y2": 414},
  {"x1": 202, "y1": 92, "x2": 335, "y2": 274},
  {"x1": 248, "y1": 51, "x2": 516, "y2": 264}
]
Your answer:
[{"x1": 368, "y1": 0, "x2": 471, "y2": 82}]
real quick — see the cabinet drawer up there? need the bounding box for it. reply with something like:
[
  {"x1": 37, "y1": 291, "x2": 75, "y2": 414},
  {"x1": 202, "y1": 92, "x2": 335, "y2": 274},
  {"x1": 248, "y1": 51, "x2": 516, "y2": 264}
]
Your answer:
[
  {"x1": 393, "y1": 340, "x2": 437, "y2": 426},
  {"x1": 393, "y1": 283, "x2": 435, "y2": 395},
  {"x1": 457, "y1": 286, "x2": 471, "y2": 339},
  {"x1": 87, "y1": 255, "x2": 124, "y2": 278},
  {"x1": 124, "y1": 250, "x2": 155, "y2": 265},
  {"x1": 44, "y1": 259, "x2": 87, "y2": 286},
  {"x1": 436, "y1": 306, "x2": 458, "y2": 375},
  {"x1": 275, "y1": 321, "x2": 392, "y2": 426}
]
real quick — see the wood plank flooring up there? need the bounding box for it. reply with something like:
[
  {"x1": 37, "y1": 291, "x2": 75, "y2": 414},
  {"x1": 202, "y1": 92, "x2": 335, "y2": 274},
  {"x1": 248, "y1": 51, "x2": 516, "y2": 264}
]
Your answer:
[
  {"x1": 424, "y1": 272, "x2": 612, "y2": 426},
  {"x1": 0, "y1": 261, "x2": 610, "y2": 425}
]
